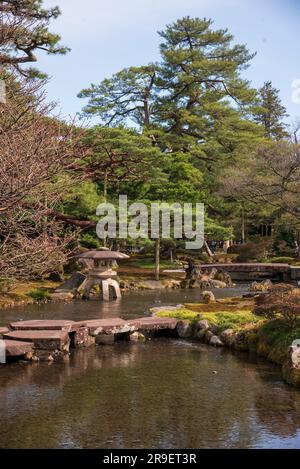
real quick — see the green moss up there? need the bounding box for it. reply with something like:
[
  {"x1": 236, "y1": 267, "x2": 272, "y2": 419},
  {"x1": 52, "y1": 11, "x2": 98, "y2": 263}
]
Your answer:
[
  {"x1": 127, "y1": 259, "x2": 179, "y2": 269},
  {"x1": 156, "y1": 308, "x2": 262, "y2": 332},
  {"x1": 247, "y1": 333, "x2": 259, "y2": 352},
  {"x1": 259, "y1": 319, "x2": 300, "y2": 348},
  {"x1": 234, "y1": 341, "x2": 249, "y2": 352},
  {"x1": 27, "y1": 288, "x2": 51, "y2": 302},
  {"x1": 269, "y1": 256, "x2": 295, "y2": 264}
]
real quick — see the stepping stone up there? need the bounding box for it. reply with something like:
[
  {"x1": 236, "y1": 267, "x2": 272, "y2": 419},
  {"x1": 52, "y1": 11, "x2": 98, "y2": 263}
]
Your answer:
[
  {"x1": 2, "y1": 340, "x2": 34, "y2": 357},
  {"x1": 10, "y1": 319, "x2": 76, "y2": 332},
  {"x1": 127, "y1": 317, "x2": 178, "y2": 331},
  {"x1": 75, "y1": 318, "x2": 136, "y2": 336},
  {"x1": 3, "y1": 330, "x2": 70, "y2": 351},
  {"x1": 0, "y1": 327, "x2": 9, "y2": 338}
]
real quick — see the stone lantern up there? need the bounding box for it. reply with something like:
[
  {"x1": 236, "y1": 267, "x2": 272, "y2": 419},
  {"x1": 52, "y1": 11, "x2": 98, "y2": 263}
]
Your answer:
[{"x1": 77, "y1": 250, "x2": 129, "y2": 301}]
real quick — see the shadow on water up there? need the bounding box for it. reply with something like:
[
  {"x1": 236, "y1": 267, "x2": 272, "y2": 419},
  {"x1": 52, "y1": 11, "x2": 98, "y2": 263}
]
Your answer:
[{"x1": 1, "y1": 285, "x2": 300, "y2": 449}]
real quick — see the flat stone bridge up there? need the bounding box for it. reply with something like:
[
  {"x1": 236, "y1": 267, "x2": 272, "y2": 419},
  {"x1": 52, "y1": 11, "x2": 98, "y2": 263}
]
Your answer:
[
  {"x1": 0, "y1": 316, "x2": 178, "y2": 364},
  {"x1": 165, "y1": 263, "x2": 300, "y2": 281}
]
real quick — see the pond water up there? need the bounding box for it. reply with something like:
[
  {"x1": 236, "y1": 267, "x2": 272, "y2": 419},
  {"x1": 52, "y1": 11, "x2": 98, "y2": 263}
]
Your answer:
[
  {"x1": 0, "y1": 284, "x2": 248, "y2": 326},
  {"x1": 1, "y1": 285, "x2": 300, "y2": 449}
]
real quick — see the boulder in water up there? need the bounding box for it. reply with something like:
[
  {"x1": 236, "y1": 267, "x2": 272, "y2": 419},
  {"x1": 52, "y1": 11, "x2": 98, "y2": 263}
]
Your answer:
[
  {"x1": 250, "y1": 279, "x2": 272, "y2": 292},
  {"x1": 282, "y1": 345, "x2": 300, "y2": 388},
  {"x1": 130, "y1": 331, "x2": 146, "y2": 342},
  {"x1": 210, "y1": 335, "x2": 224, "y2": 347},
  {"x1": 202, "y1": 291, "x2": 216, "y2": 304},
  {"x1": 177, "y1": 320, "x2": 193, "y2": 338}
]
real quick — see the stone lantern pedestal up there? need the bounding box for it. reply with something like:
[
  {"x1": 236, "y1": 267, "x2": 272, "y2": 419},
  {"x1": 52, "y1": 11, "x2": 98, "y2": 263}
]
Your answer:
[{"x1": 76, "y1": 250, "x2": 129, "y2": 301}]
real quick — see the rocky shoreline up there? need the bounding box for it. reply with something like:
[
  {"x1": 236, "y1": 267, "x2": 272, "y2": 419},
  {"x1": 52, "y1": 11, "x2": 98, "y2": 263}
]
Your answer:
[
  {"x1": 1, "y1": 299, "x2": 300, "y2": 389},
  {"x1": 152, "y1": 304, "x2": 300, "y2": 389}
]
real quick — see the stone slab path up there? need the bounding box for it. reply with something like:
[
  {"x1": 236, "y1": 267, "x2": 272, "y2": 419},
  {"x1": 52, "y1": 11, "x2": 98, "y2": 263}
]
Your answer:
[
  {"x1": 10, "y1": 319, "x2": 75, "y2": 331},
  {"x1": 127, "y1": 317, "x2": 178, "y2": 330},
  {"x1": 75, "y1": 318, "x2": 135, "y2": 335},
  {"x1": 3, "y1": 330, "x2": 70, "y2": 351},
  {"x1": 1, "y1": 316, "x2": 179, "y2": 364},
  {"x1": 0, "y1": 327, "x2": 9, "y2": 337},
  {"x1": 3, "y1": 340, "x2": 34, "y2": 357}
]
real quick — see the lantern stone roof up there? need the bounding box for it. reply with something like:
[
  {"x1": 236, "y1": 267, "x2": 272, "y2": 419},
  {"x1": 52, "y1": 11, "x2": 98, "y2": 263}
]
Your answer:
[{"x1": 76, "y1": 250, "x2": 129, "y2": 260}]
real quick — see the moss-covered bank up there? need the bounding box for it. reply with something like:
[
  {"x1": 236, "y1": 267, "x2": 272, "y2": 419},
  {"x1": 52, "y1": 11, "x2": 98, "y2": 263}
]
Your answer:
[
  {"x1": 153, "y1": 302, "x2": 300, "y2": 388},
  {"x1": 0, "y1": 280, "x2": 60, "y2": 308}
]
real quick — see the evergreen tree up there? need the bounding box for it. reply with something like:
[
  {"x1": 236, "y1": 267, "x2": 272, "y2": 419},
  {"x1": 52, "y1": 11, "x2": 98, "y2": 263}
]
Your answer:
[
  {"x1": 155, "y1": 17, "x2": 262, "y2": 159},
  {"x1": 0, "y1": 0, "x2": 69, "y2": 77},
  {"x1": 77, "y1": 17, "x2": 267, "y2": 265},
  {"x1": 78, "y1": 65, "x2": 157, "y2": 128},
  {"x1": 81, "y1": 126, "x2": 163, "y2": 200},
  {"x1": 255, "y1": 81, "x2": 288, "y2": 140}
]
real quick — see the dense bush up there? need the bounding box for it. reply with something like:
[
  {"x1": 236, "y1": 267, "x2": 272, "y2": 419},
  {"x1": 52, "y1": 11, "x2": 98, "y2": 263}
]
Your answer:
[
  {"x1": 228, "y1": 239, "x2": 273, "y2": 262},
  {"x1": 272, "y1": 227, "x2": 296, "y2": 257},
  {"x1": 254, "y1": 286, "x2": 300, "y2": 328},
  {"x1": 27, "y1": 289, "x2": 51, "y2": 302}
]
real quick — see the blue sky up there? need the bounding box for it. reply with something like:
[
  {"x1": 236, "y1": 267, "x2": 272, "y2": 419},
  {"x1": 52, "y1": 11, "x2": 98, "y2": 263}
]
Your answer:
[{"x1": 41, "y1": 0, "x2": 300, "y2": 123}]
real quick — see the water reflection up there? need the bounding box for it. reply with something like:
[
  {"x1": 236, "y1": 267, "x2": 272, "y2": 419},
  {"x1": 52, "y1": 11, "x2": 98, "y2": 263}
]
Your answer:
[
  {"x1": 1, "y1": 339, "x2": 300, "y2": 449},
  {"x1": 0, "y1": 284, "x2": 249, "y2": 327}
]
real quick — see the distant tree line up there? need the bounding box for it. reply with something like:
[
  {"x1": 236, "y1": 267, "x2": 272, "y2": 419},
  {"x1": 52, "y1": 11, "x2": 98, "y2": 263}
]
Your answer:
[{"x1": 0, "y1": 1, "x2": 298, "y2": 279}]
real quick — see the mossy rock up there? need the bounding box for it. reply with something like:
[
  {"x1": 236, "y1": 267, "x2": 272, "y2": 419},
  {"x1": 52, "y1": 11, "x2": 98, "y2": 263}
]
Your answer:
[
  {"x1": 220, "y1": 329, "x2": 236, "y2": 347},
  {"x1": 234, "y1": 339, "x2": 249, "y2": 352},
  {"x1": 267, "y1": 344, "x2": 289, "y2": 365},
  {"x1": 247, "y1": 333, "x2": 259, "y2": 353},
  {"x1": 257, "y1": 341, "x2": 272, "y2": 358},
  {"x1": 282, "y1": 366, "x2": 300, "y2": 387}
]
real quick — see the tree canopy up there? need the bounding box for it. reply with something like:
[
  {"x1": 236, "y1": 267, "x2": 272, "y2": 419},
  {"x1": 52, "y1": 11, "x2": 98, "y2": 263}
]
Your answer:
[{"x1": 0, "y1": 0, "x2": 69, "y2": 78}]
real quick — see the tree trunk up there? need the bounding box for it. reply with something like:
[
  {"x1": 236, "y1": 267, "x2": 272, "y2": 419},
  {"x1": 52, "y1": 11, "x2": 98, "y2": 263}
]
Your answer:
[
  {"x1": 102, "y1": 169, "x2": 108, "y2": 247},
  {"x1": 144, "y1": 99, "x2": 150, "y2": 128},
  {"x1": 204, "y1": 240, "x2": 214, "y2": 258},
  {"x1": 155, "y1": 238, "x2": 160, "y2": 281},
  {"x1": 241, "y1": 204, "x2": 246, "y2": 244},
  {"x1": 103, "y1": 169, "x2": 108, "y2": 202}
]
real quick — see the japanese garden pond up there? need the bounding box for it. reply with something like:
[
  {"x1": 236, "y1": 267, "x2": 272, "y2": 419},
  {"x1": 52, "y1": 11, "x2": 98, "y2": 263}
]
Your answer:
[{"x1": 1, "y1": 285, "x2": 300, "y2": 449}]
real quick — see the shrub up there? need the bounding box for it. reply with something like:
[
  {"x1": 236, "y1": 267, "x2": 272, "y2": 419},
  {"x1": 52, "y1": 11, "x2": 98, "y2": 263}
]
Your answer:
[
  {"x1": 259, "y1": 319, "x2": 300, "y2": 348},
  {"x1": 0, "y1": 279, "x2": 13, "y2": 294},
  {"x1": 80, "y1": 233, "x2": 101, "y2": 249},
  {"x1": 197, "y1": 253, "x2": 211, "y2": 264},
  {"x1": 27, "y1": 288, "x2": 51, "y2": 302},
  {"x1": 228, "y1": 240, "x2": 273, "y2": 262},
  {"x1": 254, "y1": 286, "x2": 300, "y2": 328},
  {"x1": 269, "y1": 256, "x2": 295, "y2": 264}
]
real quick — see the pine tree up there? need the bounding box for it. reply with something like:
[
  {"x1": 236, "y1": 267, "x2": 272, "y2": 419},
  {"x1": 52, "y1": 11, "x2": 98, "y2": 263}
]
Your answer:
[
  {"x1": 0, "y1": 0, "x2": 69, "y2": 77},
  {"x1": 82, "y1": 126, "x2": 163, "y2": 200},
  {"x1": 78, "y1": 65, "x2": 157, "y2": 129},
  {"x1": 78, "y1": 17, "x2": 266, "y2": 264},
  {"x1": 155, "y1": 17, "x2": 262, "y2": 155},
  {"x1": 255, "y1": 81, "x2": 288, "y2": 140}
]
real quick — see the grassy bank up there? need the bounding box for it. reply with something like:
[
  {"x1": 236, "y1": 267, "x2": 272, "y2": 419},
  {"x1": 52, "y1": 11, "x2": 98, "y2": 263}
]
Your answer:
[
  {"x1": 0, "y1": 280, "x2": 59, "y2": 308},
  {"x1": 156, "y1": 308, "x2": 262, "y2": 331},
  {"x1": 154, "y1": 301, "x2": 300, "y2": 369}
]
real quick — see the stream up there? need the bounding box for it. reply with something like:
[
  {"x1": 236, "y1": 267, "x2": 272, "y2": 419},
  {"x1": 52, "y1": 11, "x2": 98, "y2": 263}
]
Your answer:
[{"x1": 1, "y1": 285, "x2": 300, "y2": 449}]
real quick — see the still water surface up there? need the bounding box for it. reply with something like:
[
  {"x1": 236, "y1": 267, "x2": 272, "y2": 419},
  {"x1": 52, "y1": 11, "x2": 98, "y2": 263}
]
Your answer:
[{"x1": 1, "y1": 286, "x2": 300, "y2": 449}]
